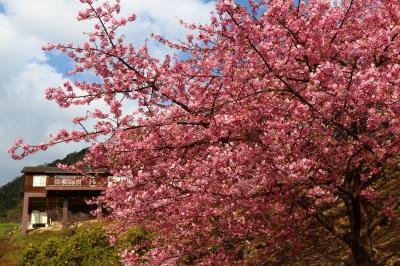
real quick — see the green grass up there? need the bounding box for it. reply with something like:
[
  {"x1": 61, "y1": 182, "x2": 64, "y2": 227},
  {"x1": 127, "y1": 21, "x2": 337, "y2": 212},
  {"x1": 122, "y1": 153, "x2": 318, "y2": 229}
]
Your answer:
[
  {"x1": 0, "y1": 223, "x2": 18, "y2": 231},
  {"x1": 0, "y1": 223, "x2": 19, "y2": 265}
]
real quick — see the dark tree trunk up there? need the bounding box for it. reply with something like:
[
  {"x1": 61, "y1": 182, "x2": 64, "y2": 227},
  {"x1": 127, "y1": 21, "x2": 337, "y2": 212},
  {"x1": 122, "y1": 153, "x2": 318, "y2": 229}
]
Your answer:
[
  {"x1": 350, "y1": 243, "x2": 377, "y2": 266},
  {"x1": 347, "y1": 195, "x2": 377, "y2": 265},
  {"x1": 341, "y1": 171, "x2": 378, "y2": 266}
]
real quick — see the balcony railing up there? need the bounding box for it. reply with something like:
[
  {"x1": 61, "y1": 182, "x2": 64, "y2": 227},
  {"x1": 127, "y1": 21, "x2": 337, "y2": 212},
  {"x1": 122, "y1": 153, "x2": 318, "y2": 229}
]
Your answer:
[{"x1": 46, "y1": 175, "x2": 107, "y2": 190}]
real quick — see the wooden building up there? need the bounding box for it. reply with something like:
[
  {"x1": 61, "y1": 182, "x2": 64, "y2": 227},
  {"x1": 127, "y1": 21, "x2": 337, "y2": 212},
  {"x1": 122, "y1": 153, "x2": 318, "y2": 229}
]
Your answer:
[{"x1": 21, "y1": 166, "x2": 110, "y2": 234}]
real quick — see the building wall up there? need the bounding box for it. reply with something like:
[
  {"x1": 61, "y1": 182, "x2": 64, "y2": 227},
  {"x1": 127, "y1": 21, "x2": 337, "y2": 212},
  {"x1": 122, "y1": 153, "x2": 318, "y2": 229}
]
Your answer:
[{"x1": 24, "y1": 175, "x2": 46, "y2": 193}]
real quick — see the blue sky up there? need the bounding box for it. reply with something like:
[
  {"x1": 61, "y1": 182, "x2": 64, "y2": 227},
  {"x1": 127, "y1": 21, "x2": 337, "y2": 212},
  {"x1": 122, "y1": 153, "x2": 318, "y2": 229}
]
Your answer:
[{"x1": 46, "y1": 52, "x2": 73, "y2": 76}]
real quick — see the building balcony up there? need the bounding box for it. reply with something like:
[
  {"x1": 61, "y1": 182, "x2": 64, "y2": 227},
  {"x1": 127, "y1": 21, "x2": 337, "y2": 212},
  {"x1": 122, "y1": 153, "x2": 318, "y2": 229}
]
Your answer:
[{"x1": 45, "y1": 175, "x2": 108, "y2": 190}]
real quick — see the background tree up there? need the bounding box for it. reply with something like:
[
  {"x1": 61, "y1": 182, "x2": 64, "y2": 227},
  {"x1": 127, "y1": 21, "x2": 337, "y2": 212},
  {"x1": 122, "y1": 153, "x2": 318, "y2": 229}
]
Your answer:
[{"x1": 9, "y1": 0, "x2": 400, "y2": 265}]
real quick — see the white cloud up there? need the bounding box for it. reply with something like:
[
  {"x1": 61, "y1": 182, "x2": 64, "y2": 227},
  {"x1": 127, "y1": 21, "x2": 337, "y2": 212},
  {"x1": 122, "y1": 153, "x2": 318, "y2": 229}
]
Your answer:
[
  {"x1": 1, "y1": 0, "x2": 92, "y2": 43},
  {"x1": 0, "y1": 62, "x2": 86, "y2": 184},
  {"x1": 0, "y1": 0, "x2": 215, "y2": 186},
  {"x1": 120, "y1": 0, "x2": 214, "y2": 57},
  {"x1": 122, "y1": 0, "x2": 214, "y2": 41}
]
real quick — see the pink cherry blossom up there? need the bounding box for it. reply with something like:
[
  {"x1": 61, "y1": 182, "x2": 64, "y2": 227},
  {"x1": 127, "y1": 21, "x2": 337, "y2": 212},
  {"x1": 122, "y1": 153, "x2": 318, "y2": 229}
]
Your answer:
[{"x1": 9, "y1": 0, "x2": 400, "y2": 265}]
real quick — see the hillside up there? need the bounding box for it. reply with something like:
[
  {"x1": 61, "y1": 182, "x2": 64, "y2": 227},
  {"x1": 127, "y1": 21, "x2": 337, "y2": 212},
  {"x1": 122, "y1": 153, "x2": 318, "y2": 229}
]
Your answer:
[
  {"x1": 46, "y1": 148, "x2": 88, "y2": 167},
  {"x1": 0, "y1": 178, "x2": 23, "y2": 222},
  {"x1": 0, "y1": 148, "x2": 88, "y2": 222}
]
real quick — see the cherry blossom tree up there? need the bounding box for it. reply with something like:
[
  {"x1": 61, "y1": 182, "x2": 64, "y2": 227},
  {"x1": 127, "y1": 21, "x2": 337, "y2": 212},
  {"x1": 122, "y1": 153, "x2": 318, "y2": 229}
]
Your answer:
[{"x1": 10, "y1": 0, "x2": 400, "y2": 265}]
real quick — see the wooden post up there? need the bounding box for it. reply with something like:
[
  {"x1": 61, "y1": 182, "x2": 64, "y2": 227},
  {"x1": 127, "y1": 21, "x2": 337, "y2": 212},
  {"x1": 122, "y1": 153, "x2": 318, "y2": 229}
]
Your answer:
[
  {"x1": 45, "y1": 197, "x2": 49, "y2": 227},
  {"x1": 21, "y1": 192, "x2": 46, "y2": 234},
  {"x1": 97, "y1": 203, "x2": 102, "y2": 221},
  {"x1": 63, "y1": 198, "x2": 68, "y2": 225},
  {"x1": 21, "y1": 193, "x2": 29, "y2": 234}
]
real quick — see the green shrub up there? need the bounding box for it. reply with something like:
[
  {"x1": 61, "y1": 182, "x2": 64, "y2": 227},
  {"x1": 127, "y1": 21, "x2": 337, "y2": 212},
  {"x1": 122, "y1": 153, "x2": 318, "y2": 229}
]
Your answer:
[
  {"x1": 19, "y1": 244, "x2": 41, "y2": 266},
  {"x1": 116, "y1": 226, "x2": 154, "y2": 263},
  {"x1": 18, "y1": 225, "x2": 155, "y2": 266},
  {"x1": 119, "y1": 227, "x2": 153, "y2": 249},
  {"x1": 18, "y1": 226, "x2": 121, "y2": 266}
]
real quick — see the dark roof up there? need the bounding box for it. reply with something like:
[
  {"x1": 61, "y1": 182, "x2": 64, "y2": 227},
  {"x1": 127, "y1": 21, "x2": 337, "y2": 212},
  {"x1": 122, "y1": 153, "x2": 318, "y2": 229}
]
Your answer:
[{"x1": 21, "y1": 166, "x2": 108, "y2": 174}]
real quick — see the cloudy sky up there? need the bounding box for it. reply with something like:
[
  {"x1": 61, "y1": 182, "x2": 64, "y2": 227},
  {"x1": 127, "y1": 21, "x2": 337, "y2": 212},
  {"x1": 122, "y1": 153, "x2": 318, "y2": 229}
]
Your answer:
[{"x1": 1, "y1": 0, "x2": 253, "y2": 185}]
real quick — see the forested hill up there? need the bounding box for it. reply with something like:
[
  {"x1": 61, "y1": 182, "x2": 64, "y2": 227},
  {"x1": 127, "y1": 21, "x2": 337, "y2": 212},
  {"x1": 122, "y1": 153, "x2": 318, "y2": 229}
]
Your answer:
[
  {"x1": 0, "y1": 148, "x2": 88, "y2": 222},
  {"x1": 46, "y1": 148, "x2": 88, "y2": 167}
]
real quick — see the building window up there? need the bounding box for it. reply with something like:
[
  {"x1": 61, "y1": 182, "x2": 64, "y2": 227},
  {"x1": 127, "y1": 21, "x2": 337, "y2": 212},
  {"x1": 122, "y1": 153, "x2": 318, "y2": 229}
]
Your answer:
[
  {"x1": 330, "y1": 0, "x2": 342, "y2": 7},
  {"x1": 32, "y1": 175, "x2": 47, "y2": 187}
]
